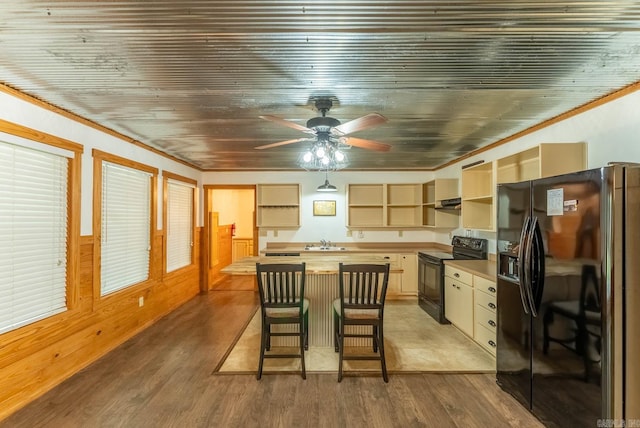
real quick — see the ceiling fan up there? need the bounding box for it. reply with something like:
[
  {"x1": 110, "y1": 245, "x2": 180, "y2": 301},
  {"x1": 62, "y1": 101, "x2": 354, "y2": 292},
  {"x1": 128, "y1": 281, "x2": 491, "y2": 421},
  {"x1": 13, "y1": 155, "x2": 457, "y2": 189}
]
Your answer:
[{"x1": 255, "y1": 98, "x2": 391, "y2": 152}]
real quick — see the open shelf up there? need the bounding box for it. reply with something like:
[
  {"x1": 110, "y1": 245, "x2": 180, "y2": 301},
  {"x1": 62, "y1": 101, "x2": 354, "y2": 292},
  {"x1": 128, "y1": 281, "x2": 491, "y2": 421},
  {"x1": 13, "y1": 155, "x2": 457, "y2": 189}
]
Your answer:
[
  {"x1": 461, "y1": 162, "x2": 495, "y2": 231},
  {"x1": 422, "y1": 178, "x2": 459, "y2": 228},
  {"x1": 257, "y1": 184, "x2": 300, "y2": 228},
  {"x1": 348, "y1": 183, "x2": 423, "y2": 228},
  {"x1": 496, "y1": 143, "x2": 587, "y2": 184}
]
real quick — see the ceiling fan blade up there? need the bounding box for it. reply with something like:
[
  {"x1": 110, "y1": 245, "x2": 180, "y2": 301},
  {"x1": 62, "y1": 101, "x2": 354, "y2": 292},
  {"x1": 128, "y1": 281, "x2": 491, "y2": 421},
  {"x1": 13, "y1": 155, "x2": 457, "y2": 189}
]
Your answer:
[
  {"x1": 254, "y1": 138, "x2": 307, "y2": 150},
  {"x1": 332, "y1": 113, "x2": 387, "y2": 136},
  {"x1": 259, "y1": 115, "x2": 314, "y2": 134},
  {"x1": 343, "y1": 137, "x2": 392, "y2": 152}
]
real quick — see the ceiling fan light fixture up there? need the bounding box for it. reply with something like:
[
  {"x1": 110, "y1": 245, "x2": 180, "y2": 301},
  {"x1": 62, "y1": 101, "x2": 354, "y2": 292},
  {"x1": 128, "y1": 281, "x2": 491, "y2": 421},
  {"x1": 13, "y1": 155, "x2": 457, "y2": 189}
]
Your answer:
[{"x1": 297, "y1": 141, "x2": 349, "y2": 171}]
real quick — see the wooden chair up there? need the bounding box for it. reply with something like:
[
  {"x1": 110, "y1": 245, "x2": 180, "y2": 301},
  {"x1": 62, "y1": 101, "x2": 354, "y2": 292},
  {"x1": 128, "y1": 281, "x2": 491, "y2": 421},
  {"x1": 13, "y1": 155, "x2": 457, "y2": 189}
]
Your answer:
[
  {"x1": 333, "y1": 263, "x2": 390, "y2": 382},
  {"x1": 255, "y1": 262, "x2": 309, "y2": 380}
]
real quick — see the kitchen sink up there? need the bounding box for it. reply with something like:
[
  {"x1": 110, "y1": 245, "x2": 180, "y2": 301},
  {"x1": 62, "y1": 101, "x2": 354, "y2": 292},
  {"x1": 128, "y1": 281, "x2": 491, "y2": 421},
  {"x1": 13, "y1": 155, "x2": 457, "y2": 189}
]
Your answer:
[{"x1": 304, "y1": 246, "x2": 347, "y2": 251}]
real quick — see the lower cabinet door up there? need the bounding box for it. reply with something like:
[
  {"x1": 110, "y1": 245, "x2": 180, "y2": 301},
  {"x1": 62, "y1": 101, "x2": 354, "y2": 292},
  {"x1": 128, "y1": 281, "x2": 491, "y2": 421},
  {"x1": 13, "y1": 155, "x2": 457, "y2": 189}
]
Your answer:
[
  {"x1": 444, "y1": 277, "x2": 474, "y2": 338},
  {"x1": 456, "y1": 282, "x2": 474, "y2": 337}
]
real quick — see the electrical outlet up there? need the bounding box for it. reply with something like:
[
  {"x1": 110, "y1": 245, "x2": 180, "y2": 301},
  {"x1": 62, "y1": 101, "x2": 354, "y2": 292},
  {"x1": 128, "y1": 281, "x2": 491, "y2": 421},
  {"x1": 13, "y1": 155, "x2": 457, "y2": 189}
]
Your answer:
[
  {"x1": 273, "y1": 230, "x2": 278, "y2": 237},
  {"x1": 138, "y1": 296, "x2": 144, "y2": 307},
  {"x1": 358, "y1": 230, "x2": 364, "y2": 238},
  {"x1": 398, "y1": 230, "x2": 403, "y2": 237},
  {"x1": 346, "y1": 230, "x2": 352, "y2": 237}
]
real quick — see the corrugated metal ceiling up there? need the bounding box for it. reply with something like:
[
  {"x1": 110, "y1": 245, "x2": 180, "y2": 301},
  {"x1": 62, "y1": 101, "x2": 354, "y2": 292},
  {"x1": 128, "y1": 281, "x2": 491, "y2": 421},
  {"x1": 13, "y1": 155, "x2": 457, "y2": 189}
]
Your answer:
[{"x1": 1, "y1": 1, "x2": 640, "y2": 170}]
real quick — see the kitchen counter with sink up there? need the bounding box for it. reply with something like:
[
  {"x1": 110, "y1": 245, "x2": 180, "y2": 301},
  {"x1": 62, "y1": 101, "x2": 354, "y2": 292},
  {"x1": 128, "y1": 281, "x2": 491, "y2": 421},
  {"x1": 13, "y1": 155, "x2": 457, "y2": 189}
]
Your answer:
[{"x1": 260, "y1": 241, "x2": 451, "y2": 256}]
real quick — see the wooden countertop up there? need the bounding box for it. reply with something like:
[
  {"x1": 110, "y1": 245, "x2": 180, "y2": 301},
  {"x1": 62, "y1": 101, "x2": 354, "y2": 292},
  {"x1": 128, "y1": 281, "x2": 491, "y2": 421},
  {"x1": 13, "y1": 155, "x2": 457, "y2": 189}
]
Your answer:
[
  {"x1": 444, "y1": 259, "x2": 496, "y2": 281},
  {"x1": 221, "y1": 254, "x2": 403, "y2": 275}
]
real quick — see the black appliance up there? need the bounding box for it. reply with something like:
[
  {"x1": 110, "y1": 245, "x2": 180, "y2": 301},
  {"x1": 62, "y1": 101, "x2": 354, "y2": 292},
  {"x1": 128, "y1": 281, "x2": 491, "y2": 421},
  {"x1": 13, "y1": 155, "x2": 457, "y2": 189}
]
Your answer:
[
  {"x1": 418, "y1": 236, "x2": 487, "y2": 323},
  {"x1": 496, "y1": 166, "x2": 639, "y2": 426}
]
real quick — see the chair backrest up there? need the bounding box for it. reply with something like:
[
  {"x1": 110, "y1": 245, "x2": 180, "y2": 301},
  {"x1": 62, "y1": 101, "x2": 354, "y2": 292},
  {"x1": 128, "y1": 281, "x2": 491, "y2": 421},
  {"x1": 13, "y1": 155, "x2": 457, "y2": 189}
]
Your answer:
[
  {"x1": 338, "y1": 263, "x2": 390, "y2": 313},
  {"x1": 256, "y1": 262, "x2": 306, "y2": 315}
]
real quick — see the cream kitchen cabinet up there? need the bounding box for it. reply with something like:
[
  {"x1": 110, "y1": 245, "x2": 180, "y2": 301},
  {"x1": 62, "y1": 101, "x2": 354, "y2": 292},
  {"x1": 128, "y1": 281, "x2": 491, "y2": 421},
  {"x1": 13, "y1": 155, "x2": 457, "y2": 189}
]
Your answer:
[
  {"x1": 444, "y1": 265, "x2": 474, "y2": 337},
  {"x1": 256, "y1": 184, "x2": 300, "y2": 228},
  {"x1": 347, "y1": 183, "x2": 422, "y2": 228},
  {"x1": 495, "y1": 142, "x2": 586, "y2": 184},
  {"x1": 360, "y1": 252, "x2": 417, "y2": 299},
  {"x1": 461, "y1": 161, "x2": 495, "y2": 231},
  {"x1": 473, "y1": 275, "x2": 498, "y2": 355},
  {"x1": 399, "y1": 253, "x2": 417, "y2": 295},
  {"x1": 422, "y1": 178, "x2": 460, "y2": 228}
]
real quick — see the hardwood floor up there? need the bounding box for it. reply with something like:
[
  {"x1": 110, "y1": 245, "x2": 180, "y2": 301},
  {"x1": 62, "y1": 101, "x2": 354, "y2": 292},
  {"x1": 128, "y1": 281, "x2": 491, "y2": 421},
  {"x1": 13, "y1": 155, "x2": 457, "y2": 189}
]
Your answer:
[{"x1": 0, "y1": 277, "x2": 543, "y2": 427}]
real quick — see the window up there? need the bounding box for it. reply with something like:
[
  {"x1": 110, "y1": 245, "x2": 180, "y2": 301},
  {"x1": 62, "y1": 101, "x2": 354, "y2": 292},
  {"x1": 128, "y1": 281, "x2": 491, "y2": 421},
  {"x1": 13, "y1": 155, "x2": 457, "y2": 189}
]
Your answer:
[
  {"x1": 165, "y1": 174, "x2": 195, "y2": 272},
  {"x1": 96, "y1": 153, "x2": 156, "y2": 296},
  {"x1": 0, "y1": 139, "x2": 69, "y2": 334}
]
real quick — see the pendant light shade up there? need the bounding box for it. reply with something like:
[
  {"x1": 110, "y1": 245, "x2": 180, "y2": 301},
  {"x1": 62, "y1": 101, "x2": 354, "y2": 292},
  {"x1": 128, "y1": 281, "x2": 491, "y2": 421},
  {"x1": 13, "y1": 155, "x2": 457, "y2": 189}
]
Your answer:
[
  {"x1": 317, "y1": 171, "x2": 337, "y2": 192},
  {"x1": 317, "y1": 179, "x2": 337, "y2": 192}
]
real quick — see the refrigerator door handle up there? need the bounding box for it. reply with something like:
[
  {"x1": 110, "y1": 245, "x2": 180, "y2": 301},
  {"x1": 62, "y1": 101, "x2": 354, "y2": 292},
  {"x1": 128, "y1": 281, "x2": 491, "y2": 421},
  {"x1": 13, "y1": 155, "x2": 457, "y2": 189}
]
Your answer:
[
  {"x1": 524, "y1": 216, "x2": 540, "y2": 317},
  {"x1": 530, "y1": 216, "x2": 546, "y2": 316},
  {"x1": 518, "y1": 216, "x2": 531, "y2": 314}
]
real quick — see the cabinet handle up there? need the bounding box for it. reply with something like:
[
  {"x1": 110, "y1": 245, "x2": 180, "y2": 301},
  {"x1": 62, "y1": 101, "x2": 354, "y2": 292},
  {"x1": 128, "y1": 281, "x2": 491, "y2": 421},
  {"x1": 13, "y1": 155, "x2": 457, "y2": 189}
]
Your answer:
[
  {"x1": 488, "y1": 340, "x2": 497, "y2": 348},
  {"x1": 488, "y1": 287, "x2": 496, "y2": 293},
  {"x1": 454, "y1": 273, "x2": 460, "y2": 278},
  {"x1": 488, "y1": 320, "x2": 496, "y2": 327},
  {"x1": 488, "y1": 302, "x2": 497, "y2": 310}
]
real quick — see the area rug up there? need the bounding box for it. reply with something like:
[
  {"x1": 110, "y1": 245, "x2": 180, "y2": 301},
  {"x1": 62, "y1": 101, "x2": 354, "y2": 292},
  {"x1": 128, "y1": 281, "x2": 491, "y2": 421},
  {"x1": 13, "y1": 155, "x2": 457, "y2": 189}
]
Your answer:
[{"x1": 214, "y1": 301, "x2": 495, "y2": 375}]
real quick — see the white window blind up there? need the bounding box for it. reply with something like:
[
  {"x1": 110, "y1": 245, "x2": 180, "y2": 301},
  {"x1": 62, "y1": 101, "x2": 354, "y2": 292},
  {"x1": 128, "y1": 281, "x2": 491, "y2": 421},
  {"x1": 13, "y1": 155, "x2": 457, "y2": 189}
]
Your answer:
[
  {"x1": 101, "y1": 162, "x2": 151, "y2": 296},
  {"x1": 0, "y1": 141, "x2": 69, "y2": 334},
  {"x1": 166, "y1": 179, "x2": 194, "y2": 272}
]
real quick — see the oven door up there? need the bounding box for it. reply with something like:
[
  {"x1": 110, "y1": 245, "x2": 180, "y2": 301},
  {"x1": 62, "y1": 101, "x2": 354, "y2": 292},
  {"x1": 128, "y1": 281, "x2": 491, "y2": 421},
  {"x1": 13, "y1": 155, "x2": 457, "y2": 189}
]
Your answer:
[{"x1": 418, "y1": 254, "x2": 449, "y2": 324}]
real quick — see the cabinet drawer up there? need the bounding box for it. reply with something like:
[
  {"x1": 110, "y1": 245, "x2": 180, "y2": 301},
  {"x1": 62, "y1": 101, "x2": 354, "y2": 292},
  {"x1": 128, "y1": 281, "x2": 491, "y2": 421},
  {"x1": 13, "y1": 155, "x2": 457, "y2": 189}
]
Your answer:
[
  {"x1": 474, "y1": 304, "x2": 497, "y2": 332},
  {"x1": 474, "y1": 323, "x2": 497, "y2": 356},
  {"x1": 379, "y1": 254, "x2": 400, "y2": 268},
  {"x1": 360, "y1": 253, "x2": 399, "y2": 268},
  {"x1": 474, "y1": 276, "x2": 497, "y2": 296},
  {"x1": 475, "y1": 289, "x2": 497, "y2": 312},
  {"x1": 444, "y1": 265, "x2": 472, "y2": 285}
]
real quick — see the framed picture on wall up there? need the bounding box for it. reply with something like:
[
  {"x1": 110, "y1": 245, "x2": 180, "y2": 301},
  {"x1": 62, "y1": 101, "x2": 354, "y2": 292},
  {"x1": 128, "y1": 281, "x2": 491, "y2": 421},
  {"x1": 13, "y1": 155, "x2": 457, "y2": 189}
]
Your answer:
[{"x1": 313, "y1": 200, "x2": 336, "y2": 216}]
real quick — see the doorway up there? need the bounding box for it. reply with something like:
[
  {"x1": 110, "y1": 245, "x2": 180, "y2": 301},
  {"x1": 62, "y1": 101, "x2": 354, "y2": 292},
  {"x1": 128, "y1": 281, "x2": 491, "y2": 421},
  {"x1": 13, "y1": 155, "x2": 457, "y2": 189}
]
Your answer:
[{"x1": 202, "y1": 185, "x2": 257, "y2": 291}]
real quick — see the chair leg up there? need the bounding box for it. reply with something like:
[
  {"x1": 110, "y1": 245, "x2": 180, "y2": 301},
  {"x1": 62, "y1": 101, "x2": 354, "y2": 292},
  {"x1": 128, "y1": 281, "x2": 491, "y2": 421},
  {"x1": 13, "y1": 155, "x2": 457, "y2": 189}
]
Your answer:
[
  {"x1": 333, "y1": 311, "x2": 339, "y2": 353},
  {"x1": 338, "y1": 322, "x2": 345, "y2": 382},
  {"x1": 266, "y1": 324, "x2": 271, "y2": 351},
  {"x1": 304, "y1": 311, "x2": 309, "y2": 351},
  {"x1": 257, "y1": 319, "x2": 267, "y2": 380},
  {"x1": 373, "y1": 325, "x2": 378, "y2": 352},
  {"x1": 299, "y1": 318, "x2": 306, "y2": 380},
  {"x1": 378, "y1": 322, "x2": 388, "y2": 383}
]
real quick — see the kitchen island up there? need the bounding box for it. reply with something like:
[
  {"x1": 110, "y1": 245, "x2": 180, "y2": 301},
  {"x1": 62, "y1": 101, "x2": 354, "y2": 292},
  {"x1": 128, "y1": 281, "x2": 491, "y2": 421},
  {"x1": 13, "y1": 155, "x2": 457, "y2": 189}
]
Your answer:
[{"x1": 222, "y1": 254, "x2": 400, "y2": 347}]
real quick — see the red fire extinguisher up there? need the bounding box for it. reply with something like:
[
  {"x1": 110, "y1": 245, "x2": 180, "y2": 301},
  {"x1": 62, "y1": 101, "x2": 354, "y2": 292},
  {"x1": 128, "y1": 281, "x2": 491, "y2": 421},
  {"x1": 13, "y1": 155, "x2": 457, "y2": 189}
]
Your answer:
[{"x1": 231, "y1": 222, "x2": 236, "y2": 237}]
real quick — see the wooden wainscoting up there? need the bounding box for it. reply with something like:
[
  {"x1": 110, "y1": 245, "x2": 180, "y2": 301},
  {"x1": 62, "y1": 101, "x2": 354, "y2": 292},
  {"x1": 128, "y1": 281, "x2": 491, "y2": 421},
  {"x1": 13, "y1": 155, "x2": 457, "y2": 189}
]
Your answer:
[{"x1": 0, "y1": 229, "x2": 202, "y2": 422}]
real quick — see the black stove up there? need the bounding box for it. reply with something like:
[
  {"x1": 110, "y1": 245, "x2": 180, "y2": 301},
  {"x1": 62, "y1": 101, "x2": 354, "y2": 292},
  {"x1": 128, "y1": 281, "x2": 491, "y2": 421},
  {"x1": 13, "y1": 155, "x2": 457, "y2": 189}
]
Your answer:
[{"x1": 417, "y1": 236, "x2": 488, "y2": 323}]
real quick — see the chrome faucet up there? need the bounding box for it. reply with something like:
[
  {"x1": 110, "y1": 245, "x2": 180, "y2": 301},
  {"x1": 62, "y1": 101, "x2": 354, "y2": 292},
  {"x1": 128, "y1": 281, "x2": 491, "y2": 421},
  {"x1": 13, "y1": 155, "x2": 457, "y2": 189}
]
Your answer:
[{"x1": 320, "y1": 239, "x2": 327, "y2": 247}]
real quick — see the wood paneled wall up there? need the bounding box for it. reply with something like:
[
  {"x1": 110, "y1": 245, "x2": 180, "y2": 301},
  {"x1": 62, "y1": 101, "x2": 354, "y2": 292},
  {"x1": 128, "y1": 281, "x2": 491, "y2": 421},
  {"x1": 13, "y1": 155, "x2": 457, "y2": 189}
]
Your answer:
[{"x1": 0, "y1": 229, "x2": 202, "y2": 422}]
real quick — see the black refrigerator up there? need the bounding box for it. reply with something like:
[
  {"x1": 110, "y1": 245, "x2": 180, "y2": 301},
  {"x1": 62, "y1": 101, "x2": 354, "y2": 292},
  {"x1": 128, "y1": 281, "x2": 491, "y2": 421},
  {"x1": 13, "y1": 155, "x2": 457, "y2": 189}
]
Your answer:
[{"x1": 496, "y1": 165, "x2": 637, "y2": 427}]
